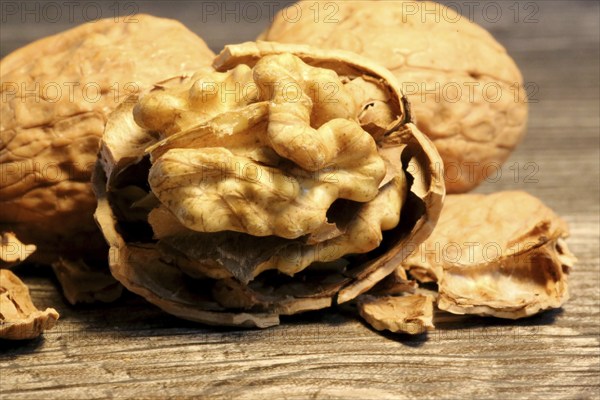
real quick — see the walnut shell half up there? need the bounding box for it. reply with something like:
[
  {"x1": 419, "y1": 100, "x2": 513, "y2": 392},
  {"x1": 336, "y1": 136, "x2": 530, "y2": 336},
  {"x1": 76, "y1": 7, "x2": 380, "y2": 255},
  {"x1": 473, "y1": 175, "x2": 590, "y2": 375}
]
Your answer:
[
  {"x1": 260, "y1": 0, "x2": 528, "y2": 193},
  {"x1": 0, "y1": 15, "x2": 214, "y2": 264},
  {"x1": 402, "y1": 191, "x2": 576, "y2": 319},
  {"x1": 93, "y1": 41, "x2": 444, "y2": 327}
]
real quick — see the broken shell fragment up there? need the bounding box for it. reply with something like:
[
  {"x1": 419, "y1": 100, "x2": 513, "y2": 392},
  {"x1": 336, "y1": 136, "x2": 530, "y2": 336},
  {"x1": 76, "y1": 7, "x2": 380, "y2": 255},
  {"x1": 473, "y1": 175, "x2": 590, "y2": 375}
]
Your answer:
[
  {"x1": 402, "y1": 191, "x2": 576, "y2": 319},
  {"x1": 367, "y1": 266, "x2": 419, "y2": 296},
  {"x1": 94, "y1": 41, "x2": 444, "y2": 327},
  {"x1": 358, "y1": 294, "x2": 434, "y2": 334},
  {"x1": 0, "y1": 232, "x2": 36, "y2": 269},
  {"x1": 51, "y1": 258, "x2": 123, "y2": 304},
  {"x1": 0, "y1": 269, "x2": 59, "y2": 340}
]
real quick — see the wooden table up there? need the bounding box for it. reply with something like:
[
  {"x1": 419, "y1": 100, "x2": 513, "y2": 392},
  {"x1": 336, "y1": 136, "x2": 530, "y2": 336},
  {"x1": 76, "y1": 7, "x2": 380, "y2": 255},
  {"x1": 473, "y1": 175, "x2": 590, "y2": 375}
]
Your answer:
[{"x1": 1, "y1": 1, "x2": 599, "y2": 398}]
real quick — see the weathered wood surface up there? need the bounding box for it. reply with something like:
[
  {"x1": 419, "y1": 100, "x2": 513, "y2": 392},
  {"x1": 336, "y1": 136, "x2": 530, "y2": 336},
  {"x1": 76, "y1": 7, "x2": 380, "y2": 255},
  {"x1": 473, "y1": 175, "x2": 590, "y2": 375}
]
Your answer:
[{"x1": 1, "y1": 1, "x2": 599, "y2": 399}]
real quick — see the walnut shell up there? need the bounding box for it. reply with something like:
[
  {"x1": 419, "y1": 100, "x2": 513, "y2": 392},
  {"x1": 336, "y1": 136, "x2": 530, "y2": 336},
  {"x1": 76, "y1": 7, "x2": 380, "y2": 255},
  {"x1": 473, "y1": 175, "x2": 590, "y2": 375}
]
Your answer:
[
  {"x1": 93, "y1": 41, "x2": 444, "y2": 327},
  {"x1": 0, "y1": 15, "x2": 214, "y2": 264},
  {"x1": 358, "y1": 294, "x2": 434, "y2": 334},
  {"x1": 0, "y1": 269, "x2": 59, "y2": 340},
  {"x1": 402, "y1": 191, "x2": 576, "y2": 319},
  {"x1": 51, "y1": 258, "x2": 123, "y2": 304},
  {"x1": 260, "y1": 0, "x2": 528, "y2": 193},
  {"x1": 1, "y1": 232, "x2": 36, "y2": 268}
]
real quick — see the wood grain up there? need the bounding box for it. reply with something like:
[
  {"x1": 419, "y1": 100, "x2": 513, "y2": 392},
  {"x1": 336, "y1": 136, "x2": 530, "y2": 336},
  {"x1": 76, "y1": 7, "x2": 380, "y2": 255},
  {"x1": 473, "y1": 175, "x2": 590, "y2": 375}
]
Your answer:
[{"x1": 1, "y1": 1, "x2": 599, "y2": 399}]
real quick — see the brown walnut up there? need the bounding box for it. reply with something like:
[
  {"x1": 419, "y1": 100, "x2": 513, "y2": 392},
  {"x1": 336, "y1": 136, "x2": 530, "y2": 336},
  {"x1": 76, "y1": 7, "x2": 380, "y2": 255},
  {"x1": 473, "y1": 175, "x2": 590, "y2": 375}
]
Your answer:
[
  {"x1": 0, "y1": 15, "x2": 214, "y2": 265},
  {"x1": 94, "y1": 41, "x2": 445, "y2": 328},
  {"x1": 260, "y1": 0, "x2": 528, "y2": 193}
]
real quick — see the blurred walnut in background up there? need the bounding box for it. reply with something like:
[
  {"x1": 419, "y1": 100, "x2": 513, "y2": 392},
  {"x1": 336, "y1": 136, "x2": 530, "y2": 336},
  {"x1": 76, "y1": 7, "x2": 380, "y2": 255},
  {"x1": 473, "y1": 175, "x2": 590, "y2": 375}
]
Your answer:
[
  {"x1": 260, "y1": 0, "x2": 528, "y2": 193},
  {"x1": 0, "y1": 15, "x2": 215, "y2": 265}
]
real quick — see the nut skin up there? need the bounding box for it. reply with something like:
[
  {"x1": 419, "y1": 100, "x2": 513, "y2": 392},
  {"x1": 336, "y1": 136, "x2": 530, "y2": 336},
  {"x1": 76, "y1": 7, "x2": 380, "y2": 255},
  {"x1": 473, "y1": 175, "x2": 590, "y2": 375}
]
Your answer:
[
  {"x1": 0, "y1": 15, "x2": 214, "y2": 264},
  {"x1": 259, "y1": 0, "x2": 528, "y2": 193}
]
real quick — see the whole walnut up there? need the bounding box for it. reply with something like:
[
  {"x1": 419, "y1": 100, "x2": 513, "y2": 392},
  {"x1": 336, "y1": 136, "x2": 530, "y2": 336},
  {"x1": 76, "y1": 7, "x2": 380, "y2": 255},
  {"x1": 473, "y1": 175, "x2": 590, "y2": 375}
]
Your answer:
[
  {"x1": 0, "y1": 15, "x2": 215, "y2": 264},
  {"x1": 93, "y1": 41, "x2": 445, "y2": 327},
  {"x1": 260, "y1": 0, "x2": 528, "y2": 193}
]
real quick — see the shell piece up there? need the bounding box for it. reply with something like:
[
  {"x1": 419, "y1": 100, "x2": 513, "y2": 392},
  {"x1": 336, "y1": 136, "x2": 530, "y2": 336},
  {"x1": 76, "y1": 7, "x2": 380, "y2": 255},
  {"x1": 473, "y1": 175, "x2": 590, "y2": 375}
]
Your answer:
[
  {"x1": 358, "y1": 294, "x2": 434, "y2": 334},
  {"x1": 51, "y1": 258, "x2": 123, "y2": 304},
  {"x1": 0, "y1": 15, "x2": 215, "y2": 264},
  {"x1": 260, "y1": 1, "x2": 528, "y2": 193},
  {"x1": 368, "y1": 266, "x2": 419, "y2": 296},
  {"x1": 0, "y1": 269, "x2": 59, "y2": 340},
  {"x1": 403, "y1": 191, "x2": 576, "y2": 319},
  {"x1": 94, "y1": 41, "x2": 444, "y2": 327},
  {"x1": 0, "y1": 232, "x2": 36, "y2": 268}
]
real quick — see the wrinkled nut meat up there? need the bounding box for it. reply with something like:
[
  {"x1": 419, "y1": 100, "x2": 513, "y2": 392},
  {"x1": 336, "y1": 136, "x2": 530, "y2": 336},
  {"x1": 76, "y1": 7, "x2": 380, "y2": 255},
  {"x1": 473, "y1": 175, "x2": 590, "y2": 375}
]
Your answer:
[
  {"x1": 358, "y1": 294, "x2": 434, "y2": 334},
  {"x1": 260, "y1": 0, "x2": 528, "y2": 193},
  {"x1": 94, "y1": 41, "x2": 444, "y2": 327},
  {"x1": 0, "y1": 15, "x2": 214, "y2": 265},
  {"x1": 0, "y1": 269, "x2": 59, "y2": 340},
  {"x1": 402, "y1": 191, "x2": 576, "y2": 319}
]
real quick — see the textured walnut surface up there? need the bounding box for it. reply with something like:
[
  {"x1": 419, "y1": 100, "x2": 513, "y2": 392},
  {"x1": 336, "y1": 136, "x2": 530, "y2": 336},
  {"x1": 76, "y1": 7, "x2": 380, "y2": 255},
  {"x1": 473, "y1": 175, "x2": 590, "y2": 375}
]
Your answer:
[
  {"x1": 0, "y1": 15, "x2": 214, "y2": 264},
  {"x1": 260, "y1": 0, "x2": 528, "y2": 193}
]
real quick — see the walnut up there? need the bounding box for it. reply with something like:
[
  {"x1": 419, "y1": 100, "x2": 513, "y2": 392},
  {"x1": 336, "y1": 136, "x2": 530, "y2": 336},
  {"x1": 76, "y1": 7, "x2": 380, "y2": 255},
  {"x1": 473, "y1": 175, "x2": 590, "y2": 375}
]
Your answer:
[
  {"x1": 94, "y1": 41, "x2": 445, "y2": 327},
  {"x1": 260, "y1": 0, "x2": 528, "y2": 193},
  {"x1": 402, "y1": 191, "x2": 576, "y2": 319},
  {"x1": 0, "y1": 15, "x2": 215, "y2": 265},
  {"x1": 0, "y1": 269, "x2": 59, "y2": 340}
]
